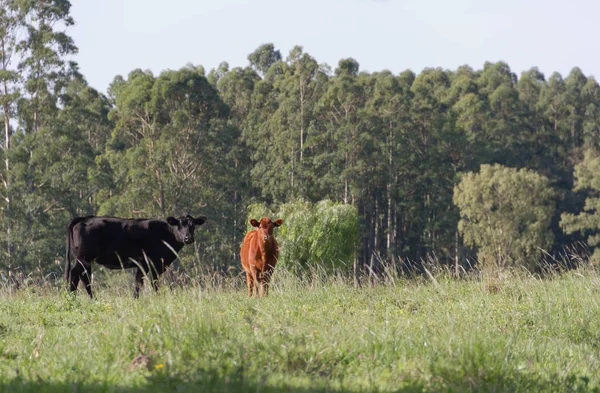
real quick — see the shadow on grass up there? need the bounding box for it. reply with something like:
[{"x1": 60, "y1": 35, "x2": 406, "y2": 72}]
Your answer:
[
  {"x1": 0, "y1": 368, "x2": 598, "y2": 393},
  {"x1": 431, "y1": 368, "x2": 599, "y2": 393},
  {"x1": 0, "y1": 369, "x2": 424, "y2": 393}
]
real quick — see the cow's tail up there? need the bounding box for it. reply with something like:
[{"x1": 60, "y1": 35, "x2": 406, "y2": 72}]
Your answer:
[{"x1": 65, "y1": 216, "x2": 88, "y2": 282}]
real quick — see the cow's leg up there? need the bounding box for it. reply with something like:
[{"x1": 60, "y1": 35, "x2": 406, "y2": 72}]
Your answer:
[
  {"x1": 134, "y1": 268, "x2": 144, "y2": 299},
  {"x1": 245, "y1": 271, "x2": 253, "y2": 298},
  {"x1": 252, "y1": 269, "x2": 260, "y2": 298},
  {"x1": 79, "y1": 262, "x2": 93, "y2": 298},
  {"x1": 260, "y1": 267, "x2": 273, "y2": 297},
  {"x1": 68, "y1": 263, "x2": 82, "y2": 293},
  {"x1": 69, "y1": 260, "x2": 92, "y2": 296},
  {"x1": 256, "y1": 271, "x2": 265, "y2": 298}
]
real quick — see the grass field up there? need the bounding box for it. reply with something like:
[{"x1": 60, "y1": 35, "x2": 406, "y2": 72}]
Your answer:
[{"x1": 0, "y1": 268, "x2": 599, "y2": 392}]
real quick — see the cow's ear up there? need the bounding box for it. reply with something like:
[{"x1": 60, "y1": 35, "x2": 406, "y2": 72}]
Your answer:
[
  {"x1": 274, "y1": 218, "x2": 283, "y2": 227},
  {"x1": 167, "y1": 217, "x2": 179, "y2": 226},
  {"x1": 194, "y1": 216, "x2": 207, "y2": 226},
  {"x1": 250, "y1": 219, "x2": 260, "y2": 227}
]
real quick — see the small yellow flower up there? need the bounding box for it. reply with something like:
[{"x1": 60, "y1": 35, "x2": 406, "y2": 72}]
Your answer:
[{"x1": 155, "y1": 363, "x2": 164, "y2": 369}]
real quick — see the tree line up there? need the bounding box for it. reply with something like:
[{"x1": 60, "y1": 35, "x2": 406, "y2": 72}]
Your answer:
[{"x1": 1, "y1": 1, "x2": 600, "y2": 279}]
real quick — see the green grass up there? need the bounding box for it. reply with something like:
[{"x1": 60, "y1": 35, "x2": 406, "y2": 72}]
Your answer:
[{"x1": 0, "y1": 268, "x2": 599, "y2": 392}]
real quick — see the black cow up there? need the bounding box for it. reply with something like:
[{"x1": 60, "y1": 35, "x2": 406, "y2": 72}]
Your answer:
[{"x1": 66, "y1": 214, "x2": 207, "y2": 298}]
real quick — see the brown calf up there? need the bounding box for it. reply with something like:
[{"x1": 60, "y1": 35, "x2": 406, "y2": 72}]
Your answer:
[{"x1": 240, "y1": 217, "x2": 283, "y2": 297}]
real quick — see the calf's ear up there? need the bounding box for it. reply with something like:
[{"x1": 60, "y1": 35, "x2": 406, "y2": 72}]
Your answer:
[
  {"x1": 167, "y1": 217, "x2": 179, "y2": 226},
  {"x1": 194, "y1": 216, "x2": 207, "y2": 226},
  {"x1": 250, "y1": 219, "x2": 260, "y2": 227},
  {"x1": 274, "y1": 218, "x2": 283, "y2": 227}
]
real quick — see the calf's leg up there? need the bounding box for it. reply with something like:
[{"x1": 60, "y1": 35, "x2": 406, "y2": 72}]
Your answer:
[
  {"x1": 252, "y1": 270, "x2": 260, "y2": 298},
  {"x1": 245, "y1": 271, "x2": 254, "y2": 298},
  {"x1": 256, "y1": 272, "x2": 265, "y2": 298}
]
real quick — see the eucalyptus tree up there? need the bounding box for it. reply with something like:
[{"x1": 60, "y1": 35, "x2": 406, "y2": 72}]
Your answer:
[
  {"x1": 247, "y1": 43, "x2": 281, "y2": 77},
  {"x1": 215, "y1": 64, "x2": 260, "y2": 254},
  {"x1": 407, "y1": 67, "x2": 461, "y2": 259},
  {"x1": 517, "y1": 67, "x2": 545, "y2": 111},
  {"x1": 581, "y1": 77, "x2": 600, "y2": 149},
  {"x1": 538, "y1": 72, "x2": 570, "y2": 171},
  {"x1": 314, "y1": 58, "x2": 365, "y2": 205},
  {"x1": 104, "y1": 67, "x2": 232, "y2": 216},
  {"x1": 216, "y1": 65, "x2": 259, "y2": 128},
  {"x1": 364, "y1": 70, "x2": 412, "y2": 264},
  {"x1": 102, "y1": 66, "x2": 237, "y2": 269},
  {"x1": 449, "y1": 65, "x2": 487, "y2": 169},
  {"x1": 0, "y1": 0, "x2": 80, "y2": 271},
  {"x1": 61, "y1": 76, "x2": 112, "y2": 153},
  {"x1": 285, "y1": 46, "x2": 322, "y2": 196},
  {"x1": 0, "y1": 73, "x2": 111, "y2": 272},
  {"x1": 561, "y1": 149, "x2": 600, "y2": 261},
  {"x1": 455, "y1": 164, "x2": 555, "y2": 271},
  {"x1": 15, "y1": 0, "x2": 78, "y2": 133},
  {"x1": 267, "y1": 46, "x2": 324, "y2": 199},
  {"x1": 207, "y1": 61, "x2": 229, "y2": 87},
  {"x1": 475, "y1": 61, "x2": 526, "y2": 167},
  {"x1": 7, "y1": 96, "x2": 98, "y2": 270},
  {"x1": 237, "y1": 59, "x2": 283, "y2": 203},
  {"x1": 243, "y1": 47, "x2": 328, "y2": 203},
  {"x1": 565, "y1": 67, "x2": 588, "y2": 150},
  {"x1": 0, "y1": 0, "x2": 21, "y2": 263},
  {"x1": 516, "y1": 68, "x2": 552, "y2": 174}
]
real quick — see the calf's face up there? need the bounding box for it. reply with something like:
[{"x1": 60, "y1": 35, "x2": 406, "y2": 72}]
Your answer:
[
  {"x1": 167, "y1": 214, "x2": 207, "y2": 244},
  {"x1": 250, "y1": 217, "x2": 283, "y2": 242}
]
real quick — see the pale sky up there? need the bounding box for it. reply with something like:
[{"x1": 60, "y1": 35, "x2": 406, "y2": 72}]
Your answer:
[{"x1": 69, "y1": 0, "x2": 600, "y2": 94}]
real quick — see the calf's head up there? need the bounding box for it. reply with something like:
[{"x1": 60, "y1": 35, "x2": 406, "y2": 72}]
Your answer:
[
  {"x1": 167, "y1": 214, "x2": 207, "y2": 244},
  {"x1": 250, "y1": 217, "x2": 283, "y2": 242}
]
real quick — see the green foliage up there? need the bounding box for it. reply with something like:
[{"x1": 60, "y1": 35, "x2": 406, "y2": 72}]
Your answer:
[
  {"x1": 246, "y1": 201, "x2": 358, "y2": 272},
  {"x1": 454, "y1": 164, "x2": 555, "y2": 270},
  {"x1": 15, "y1": 0, "x2": 78, "y2": 133},
  {"x1": 561, "y1": 149, "x2": 600, "y2": 261},
  {"x1": 247, "y1": 43, "x2": 281, "y2": 77}
]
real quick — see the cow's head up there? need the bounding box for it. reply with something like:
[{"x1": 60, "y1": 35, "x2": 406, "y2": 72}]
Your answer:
[
  {"x1": 167, "y1": 214, "x2": 207, "y2": 244},
  {"x1": 250, "y1": 217, "x2": 283, "y2": 242}
]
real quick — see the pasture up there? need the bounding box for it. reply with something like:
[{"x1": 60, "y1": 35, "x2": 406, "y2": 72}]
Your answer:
[{"x1": 0, "y1": 268, "x2": 599, "y2": 392}]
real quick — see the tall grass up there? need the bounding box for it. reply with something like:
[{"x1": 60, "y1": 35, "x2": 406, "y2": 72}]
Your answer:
[{"x1": 0, "y1": 265, "x2": 599, "y2": 392}]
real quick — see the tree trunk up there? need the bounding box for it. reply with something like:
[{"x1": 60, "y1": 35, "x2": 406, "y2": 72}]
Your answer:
[
  {"x1": 371, "y1": 195, "x2": 381, "y2": 273},
  {"x1": 299, "y1": 75, "x2": 305, "y2": 195},
  {"x1": 232, "y1": 160, "x2": 239, "y2": 268},
  {"x1": 386, "y1": 122, "x2": 394, "y2": 265},
  {"x1": 1, "y1": 36, "x2": 12, "y2": 261},
  {"x1": 290, "y1": 148, "x2": 295, "y2": 195},
  {"x1": 368, "y1": 200, "x2": 376, "y2": 281},
  {"x1": 454, "y1": 229, "x2": 460, "y2": 277}
]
